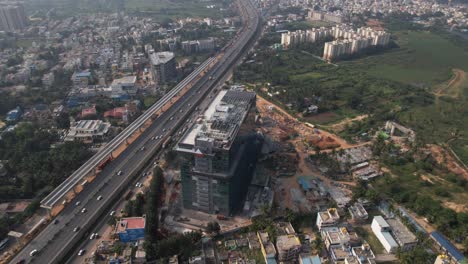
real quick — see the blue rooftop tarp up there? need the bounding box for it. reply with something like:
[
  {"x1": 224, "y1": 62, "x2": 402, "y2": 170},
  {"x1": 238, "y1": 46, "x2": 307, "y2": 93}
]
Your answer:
[
  {"x1": 266, "y1": 258, "x2": 277, "y2": 264},
  {"x1": 430, "y1": 231, "x2": 465, "y2": 261},
  {"x1": 75, "y1": 71, "x2": 91, "y2": 78},
  {"x1": 298, "y1": 177, "x2": 311, "y2": 191},
  {"x1": 300, "y1": 255, "x2": 321, "y2": 264}
]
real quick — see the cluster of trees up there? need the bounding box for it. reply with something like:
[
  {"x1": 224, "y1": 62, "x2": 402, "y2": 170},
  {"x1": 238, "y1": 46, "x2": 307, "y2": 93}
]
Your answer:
[
  {"x1": 0, "y1": 123, "x2": 92, "y2": 240},
  {"x1": 0, "y1": 123, "x2": 92, "y2": 199},
  {"x1": 144, "y1": 166, "x2": 164, "y2": 260},
  {"x1": 0, "y1": 199, "x2": 40, "y2": 241},
  {"x1": 144, "y1": 166, "x2": 203, "y2": 261},
  {"x1": 123, "y1": 193, "x2": 145, "y2": 217},
  {"x1": 154, "y1": 231, "x2": 202, "y2": 260},
  {"x1": 235, "y1": 49, "x2": 431, "y2": 118},
  {"x1": 309, "y1": 149, "x2": 343, "y2": 178},
  {"x1": 206, "y1": 221, "x2": 220, "y2": 234}
]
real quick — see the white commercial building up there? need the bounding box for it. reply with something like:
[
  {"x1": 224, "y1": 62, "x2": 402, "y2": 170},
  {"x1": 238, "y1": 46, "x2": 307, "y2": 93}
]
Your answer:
[
  {"x1": 371, "y1": 216, "x2": 398, "y2": 253},
  {"x1": 111, "y1": 76, "x2": 137, "y2": 96},
  {"x1": 65, "y1": 120, "x2": 111, "y2": 143}
]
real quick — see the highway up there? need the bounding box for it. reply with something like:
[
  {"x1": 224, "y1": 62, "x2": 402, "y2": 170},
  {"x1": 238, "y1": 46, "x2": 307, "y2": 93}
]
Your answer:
[
  {"x1": 8, "y1": 0, "x2": 260, "y2": 263},
  {"x1": 40, "y1": 56, "x2": 216, "y2": 209}
]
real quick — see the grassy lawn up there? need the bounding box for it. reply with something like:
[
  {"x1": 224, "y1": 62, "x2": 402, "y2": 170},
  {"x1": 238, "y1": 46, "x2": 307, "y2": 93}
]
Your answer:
[
  {"x1": 450, "y1": 139, "x2": 468, "y2": 166},
  {"x1": 125, "y1": 0, "x2": 225, "y2": 20},
  {"x1": 290, "y1": 72, "x2": 324, "y2": 82},
  {"x1": 344, "y1": 31, "x2": 468, "y2": 87},
  {"x1": 354, "y1": 226, "x2": 385, "y2": 254},
  {"x1": 26, "y1": 0, "x2": 225, "y2": 20},
  {"x1": 15, "y1": 38, "x2": 46, "y2": 48}
]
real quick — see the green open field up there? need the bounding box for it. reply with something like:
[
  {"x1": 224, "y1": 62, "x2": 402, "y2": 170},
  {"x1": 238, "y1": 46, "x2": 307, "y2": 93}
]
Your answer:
[
  {"x1": 344, "y1": 31, "x2": 468, "y2": 87},
  {"x1": 25, "y1": 0, "x2": 225, "y2": 20},
  {"x1": 341, "y1": 30, "x2": 468, "y2": 162},
  {"x1": 125, "y1": 0, "x2": 225, "y2": 20},
  {"x1": 237, "y1": 29, "x2": 468, "y2": 163}
]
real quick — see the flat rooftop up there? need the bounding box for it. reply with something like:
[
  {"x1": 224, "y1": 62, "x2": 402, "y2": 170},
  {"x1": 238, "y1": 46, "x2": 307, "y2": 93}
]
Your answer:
[
  {"x1": 373, "y1": 215, "x2": 390, "y2": 229},
  {"x1": 116, "y1": 217, "x2": 146, "y2": 233},
  {"x1": 112, "y1": 76, "x2": 137, "y2": 85},
  {"x1": 329, "y1": 244, "x2": 352, "y2": 261},
  {"x1": 177, "y1": 89, "x2": 255, "y2": 152},
  {"x1": 387, "y1": 218, "x2": 417, "y2": 245},
  {"x1": 319, "y1": 208, "x2": 339, "y2": 222},
  {"x1": 150, "y1": 51, "x2": 174, "y2": 65},
  {"x1": 276, "y1": 234, "x2": 301, "y2": 251}
]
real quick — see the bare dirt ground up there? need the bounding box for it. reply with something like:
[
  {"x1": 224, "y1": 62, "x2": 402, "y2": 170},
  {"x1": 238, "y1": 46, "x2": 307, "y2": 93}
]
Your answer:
[
  {"x1": 404, "y1": 209, "x2": 435, "y2": 233},
  {"x1": 443, "y1": 201, "x2": 468, "y2": 213},
  {"x1": 434, "y1": 68, "x2": 466, "y2": 98},
  {"x1": 302, "y1": 112, "x2": 339, "y2": 124},
  {"x1": 366, "y1": 19, "x2": 385, "y2": 31},
  {"x1": 427, "y1": 144, "x2": 468, "y2": 179},
  {"x1": 321, "y1": 114, "x2": 369, "y2": 132},
  {"x1": 257, "y1": 95, "x2": 353, "y2": 149},
  {"x1": 257, "y1": 95, "x2": 357, "y2": 213}
]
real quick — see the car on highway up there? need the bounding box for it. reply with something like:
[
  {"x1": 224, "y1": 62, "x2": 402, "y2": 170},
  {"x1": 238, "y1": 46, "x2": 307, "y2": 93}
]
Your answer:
[
  {"x1": 73, "y1": 227, "x2": 80, "y2": 232},
  {"x1": 53, "y1": 219, "x2": 59, "y2": 224},
  {"x1": 140, "y1": 147, "x2": 145, "y2": 151},
  {"x1": 110, "y1": 211, "x2": 116, "y2": 216},
  {"x1": 78, "y1": 249, "x2": 85, "y2": 256},
  {"x1": 75, "y1": 201, "x2": 81, "y2": 206},
  {"x1": 151, "y1": 136, "x2": 155, "y2": 140},
  {"x1": 90, "y1": 233, "x2": 98, "y2": 239},
  {"x1": 97, "y1": 195, "x2": 103, "y2": 201},
  {"x1": 29, "y1": 249, "x2": 38, "y2": 257},
  {"x1": 81, "y1": 208, "x2": 87, "y2": 213},
  {"x1": 117, "y1": 170, "x2": 122, "y2": 176}
]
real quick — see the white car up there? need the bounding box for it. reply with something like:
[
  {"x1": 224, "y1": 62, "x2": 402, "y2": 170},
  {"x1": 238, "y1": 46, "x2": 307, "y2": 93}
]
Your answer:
[
  {"x1": 75, "y1": 201, "x2": 81, "y2": 206},
  {"x1": 110, "y1": 211, "x2": 116, "y2": 216},
  {"x1": 73, "y1": 227, "x2": 80, "y2": 232},
  {"x1": 78, "y1": 249, "x2": 85, "y2": 256},
  {"x1": 97, "y1": 195, "x2": 103, "y2": 201},
  {"x1": 117, "y1": 170, "x2": 122, "y2": 176},
  {"x1": 81, "y1": 208, "x2": 87, "y2": 213},
  {"x1": 30, "y1": 249, "x2": 38, "y2": 257}
]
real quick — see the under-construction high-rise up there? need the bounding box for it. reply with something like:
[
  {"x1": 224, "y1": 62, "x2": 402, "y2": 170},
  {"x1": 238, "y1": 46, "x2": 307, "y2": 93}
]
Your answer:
[{"x1": 175, "y1": 89, "x2": 260, "y2": 215}]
